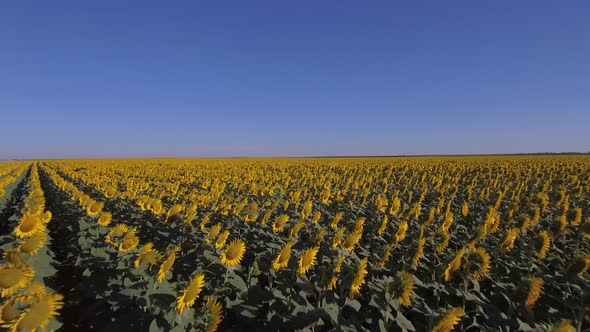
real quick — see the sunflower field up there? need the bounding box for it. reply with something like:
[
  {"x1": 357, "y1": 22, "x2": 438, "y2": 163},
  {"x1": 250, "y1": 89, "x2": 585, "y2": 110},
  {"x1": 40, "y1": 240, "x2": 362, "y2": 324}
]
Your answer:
[{"x1": 0, "y1": 156, "x2": 589, "y2": 331}]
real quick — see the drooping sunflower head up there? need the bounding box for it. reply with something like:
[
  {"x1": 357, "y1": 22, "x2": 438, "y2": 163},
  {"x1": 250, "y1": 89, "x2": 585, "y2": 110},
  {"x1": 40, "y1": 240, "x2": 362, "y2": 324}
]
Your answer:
[
  {"x1": 0, "y1": 295, "x2": 26, "y2": 325},
  {"x1": 118, "y1": 230, "x2": 140, "y2": 253},
  {"x1": 97, "y1": 212, "x2": 113, "y2": 227},
  {"x1": 0, "y1": 264, "x2": 35, "y2": 297},
  {"x1": 533, "y1": 231, "x2": 551, "y2": 259},
  {"x1": 87, "y1": 201, "x2": 104, "y2": 216},
  {"x1": 564, "y1": 255, "x2": 590, "y2": 276},
  {"x1": 4, "y1": 250, "x2": 28, "y2": 268},
  {"x1": 464, "y1": 247, "x2": 491, "y2": 280},
  {"x1": 220, "y1": 239, "x2": 246, "y2": 267},
  {"x1": 433, "y1": 229, "x2": 450, "y2": 253},
  {"x1": 176, "y1": 272, "x2": 205, "y2": 313},
  {"x1": 272, "y1": 241, "x2": 294, "y2": 271},
  {"x1": 342, "y1": 231, "x2": 362, "y2": 252},
  {"x1": 157, "y1": 245, "x2": 180, "y2": 283},
  {"x1": 524, "y1": 277, "x2": 544, "y2": 312},
  {"x1": 394, "y1": 271, "x2": 414, "y2": 307},
  {"x1": 298, "y1": 246, "x2": 320, "y2": 276},
  {"x1": 40, "y1": 210, "x2": 52, "y2": 224},
  {"x1": 348, "y1": 257, "x2": 368, "y2": 299},
  {"x1": 105, "y1": 224, "x2": 129, "y2": 246},
  {"x1": 431, "y1": 307, "x2": 465, "y2": 332},
  {"x1": 215, "y1": 230, "x2": 230, "y2": 249},
  {"x1": 14, "y1": 214, "x2": 44, "y2": 238},
  {"x1": 203, "y1": 297, "x2": 223, "y2": 332},
  {"x1": 10, "y1": 292, "x2": 63, "y2": 331}
]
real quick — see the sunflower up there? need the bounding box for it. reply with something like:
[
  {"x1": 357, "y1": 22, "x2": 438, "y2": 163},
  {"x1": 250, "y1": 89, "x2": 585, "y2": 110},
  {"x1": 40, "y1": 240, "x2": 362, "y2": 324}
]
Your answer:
[
  {"x1": 332, "y1": 227, "x2": 345, "y2": 249},
  {"x1": 377, "y1": 215, "x2": 389, "y2": 236},
  {"x1": 410, "y1": 237, "x2": 426, "y2": 270},
  {"x1": 534, "y1": 231, "x2": 551, "y2": 259},
  {"x1": 199, "y1": 213, "x2": 211, "y2": 230},
  {"x1": 342, "y1": 231, "x2": 362, "y2": 252},
  {"x1": 9, "y1": 292, "x2": 63, "y2": 332},
  {"x1": 14, "y1": 214, "x2": 44, "y2": 238},
  {"x1": 134, "y1": 244, "x2": 161, "y2": 269},
  {"x1": 4, "y1": 250, "x2": 27, "y2": 268},
  {"x1": 289, "y1": 220, "x2": 305, "y2": 238},
  {"x1": 298, "y1": 246, "x2": 319, "y2": 276},
  {"x1": 204, "y1": 297, "x2": 223, "y2": 332},
  {"x1": 176, "y1": 272, "x2": 205, "y2": 313},
  {"x1": 444, "y1": 248, "x2": 465, "y2": 282},
  {"x1": 394, "y1": 220, "x2": 408, "y2": 242},
  {"x1": 0, "y1": 265, "x2": 34, "y2": 297},
  {"x1": 524, "y1": 277, "x2": 543, "y2": 312},
  {"x1": 353, "y1": 217, "x2": 366, "y2": 234},
  {"x1": 17, "y1": 232, "x2": 47, "y2": 256},
  {"x1": 564, "y1": 256, "x2": 590, "y2": 275},
  {"x1": 464, "y1": 247, "x2": 491, "y2": 280},
  {"x1": 499, "y1": 228, "x2": 520, "y2": 254},
  {"x1": 105, "y1": 224, "x2": 129, "y2": 246},
  {"x1": 272, "y1": 214, "x2": 289, "y2": 232},
  {"x1": 431, "y1": 307, "x2": 464, "y2": 332},
  {"x1": 0, "y1": 295, "x2": 25, "y2": 326},
  {"x1": 215, "y1": 230, "x2": 230, "y2": 249},
  {"x1": 165, "y1": 204, "x2": 184, "y2": 224},
  {"x1": 97, "y1": 212, "x2": 112, "y2": 227},
  {"x1": 434, "y1": 229, "x2": 450, "y2": 253},
  {"x1": 376, "y1": 244, "x2": 393, "y2": 268},
  {"x1": 87, "y1": 201, "x2": 104, "y2": 216},
  {"x1": 118, "y1": 231, "x2": 140, "y2": 253},
  {"x1": 40, "y1": 210, "x2": 52, "y2": 224},
  {"x1": 220, "y1": 239, "x2": 246, "y2": 267},
  {"x1": 396, "y1": 271, "x2": 414, "y2": 307},
  {"x1": 157, "y1": 246, "x2": 180, "y2": 283},
  {"x1": 554, "y1": 320, "x2": 575, "y2": 332},
  {"x1": 330, "y1": 212, "x2": 343, "y2": 229},
  {"x1": 348, "y1": 257, "x2": 368, "y2": 299},
  {"x1": 461, "y1": 202, "x2": 468, "y2": 217},
  {"x1": 206, "y1": 225, "x2": 221, "y2": 243},
  {"x1": 272, "y1": 241, "x2": 294, "y2": 271},
  {"x1": 313, "y1": 227, "x2": 327, "y2": 245}
]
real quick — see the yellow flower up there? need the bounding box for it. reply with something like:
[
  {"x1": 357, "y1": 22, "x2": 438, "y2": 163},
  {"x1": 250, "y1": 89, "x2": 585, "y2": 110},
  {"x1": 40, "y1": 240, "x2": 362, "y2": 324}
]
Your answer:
[
  {"x1": 0, "y1": 264, "x2": 35, "y2": 297},
  {"x1": 465, "y1": 247, "x2": 491, "y2": 280},
  {"x1": 14, "y1": 214, "x2": 44, "y2": 238},
  {"x1": 444, "y1": 248, "x2": 465, "y2": 282},
  {"x1": 215, "y1": 230, "x2": 230, "y2": 249},
  {"x1": 411, "y1": 236, "x2": 426, "y2": 270},
  {"x1": 534, "y1": 231, "x2": 551, "y2": 259},
  {"x1": 524, "y1": 277, "x2": 543, "y2": 312},
  {"x1": 332, "y1": 227, "x2": 345, "y2": 249},
  {"x1": 330, "y1": 212, "x2": 343, "y2": 229},
  {"x1": 97, "y1": 212, "x2": 112, "y2": 227},
  {"x1": 134, "y1": 244, "x2": 160, "y2": 269},
  {"x1": 342, "y1": 231, "x2": 362, "y2": 252},
  {"x1": 272, "y1": 241, "x2": 294, "y2": 271},
  {"x1": 9, "y1": 292, "x2": 63, "y2": 332},
  {"x1": 272, "y1": 214, "x2": 289, "y2": 233},
  {"x1": 220, "y1": 239, "x2": 246, "y2": 267},
  {"x1": 499, "y1": 228, "x2": 520, "y2": 254},
  {"x1": 204, "y1": 297, "x2": 223, "y2": 332},
  {"x1": 348, "y1": 257, "x2": 368, "y2": 299},
  {"x1": 394, "y1": 220, "x2": 408, "y2": 242},
  {"x1": 397, "y1": 271, "x2": 414, "y2": 307},
  {"x1": 18, "y1": 232, "x2": 47, "y2": 255},
  {"x1": 176, "y1": 272, "x2": 205, "y2": 313},
  {"x1": 297, "y1": 246, "x2": 319, "y2": 276},
  {"x1": 564, "y1": 255, "x2": 590, "y2": 275},
  {"x1": 434, "y1": 229, "x2": 450, "y2": 253},
  {"x1": 118, "y1": 230, "x2": 140, "y2": 253},
  {"x1": 431, "y1": 307, "x2": 464, "y2": 332},
  {"x1": 377, "y1": 215, "x2": 388, "y2": 236},
  {"x1": 206, "y1": 224, "x2": 222, "y2": 243},
  {"x1": 87, "y1": 201, "x2": 104, "y2": 216},
  {"x1": 157, "y1": 246, "x2": 180, "y2": 283}
]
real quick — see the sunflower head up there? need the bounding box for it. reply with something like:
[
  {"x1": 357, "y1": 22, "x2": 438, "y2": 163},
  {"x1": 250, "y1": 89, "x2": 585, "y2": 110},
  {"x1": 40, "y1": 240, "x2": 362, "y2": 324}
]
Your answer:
[
  {"x1": 464, "y1": 247, "x2": 491, "y2": 280},
  {"x1": 14, "y1": 214, "x2": 44, "y2": 238},
  {"x1": 431, "y1": 307, "x2": 464, "y2": 332},
  {"x1": 298, "y1": 246, "x2": 320, "y2": 276},
  {"x1": 220, "y1": 239, "x2": 246, "y2": 267},
  {"x1": 10, "y1": 292, "x2": 63, "y2": 331},
  {"x1": 203, "y1": 297, "x2": 223, "y2": 332},
  {"x1": 97, "y1": 212, "x2": 113, "y2": 227},
  {"x1": 176, "y1": 272, "x2": 205, "y2": 313},
  {"x1": 0, "y1": 264, "x2": 35, "y2": 297}
]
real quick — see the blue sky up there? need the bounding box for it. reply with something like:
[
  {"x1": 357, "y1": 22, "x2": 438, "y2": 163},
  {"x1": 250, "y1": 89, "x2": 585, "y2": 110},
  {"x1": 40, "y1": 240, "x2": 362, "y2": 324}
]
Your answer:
[{"x1": 1, "y1": 1, "x2": 589, "y2": 158}]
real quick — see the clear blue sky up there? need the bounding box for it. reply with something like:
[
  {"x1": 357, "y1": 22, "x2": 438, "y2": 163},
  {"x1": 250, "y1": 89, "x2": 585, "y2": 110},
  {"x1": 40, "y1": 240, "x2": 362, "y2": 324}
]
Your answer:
[{"x1": 1, "y1": 1, "x2": 589, "y2": 158}]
